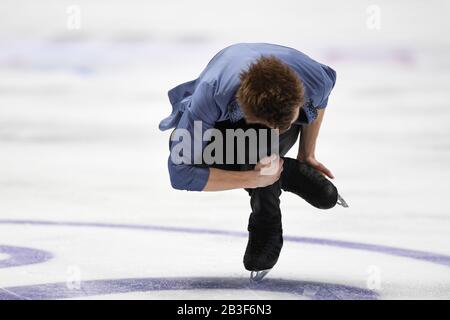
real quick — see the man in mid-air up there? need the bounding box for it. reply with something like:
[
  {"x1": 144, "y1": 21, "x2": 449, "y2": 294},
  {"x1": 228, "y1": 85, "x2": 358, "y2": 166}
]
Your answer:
[{"x1": 159, "y1": 43, "x2": 347, "y2": 281}]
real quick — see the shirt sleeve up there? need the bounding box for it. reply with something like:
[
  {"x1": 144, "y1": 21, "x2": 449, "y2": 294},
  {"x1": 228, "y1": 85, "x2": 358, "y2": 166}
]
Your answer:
[
  {"x1": 167, "y1": 82, "x2": 219, "y2": 191},
  {"x1": 317, "y1": 65, "x2": 337, "y2": 108},
  {"x1": 295, "y1": 65, "x2": 337, "y2": 125}
]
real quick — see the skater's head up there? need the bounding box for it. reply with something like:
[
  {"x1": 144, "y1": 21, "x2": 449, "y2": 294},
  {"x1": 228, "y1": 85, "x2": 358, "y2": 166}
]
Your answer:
[{"x1": 237, "y1": 55, "x2": 304, "y2": 132}]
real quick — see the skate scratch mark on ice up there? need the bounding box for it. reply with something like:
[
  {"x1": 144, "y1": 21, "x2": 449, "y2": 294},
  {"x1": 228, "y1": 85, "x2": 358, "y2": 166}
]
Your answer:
[
  {"x1": 0, "y1": 219, "x2": 449, "y2": 268},
  {"x1": 0, "y1": 287, "x2": 30, "y2": 300}
]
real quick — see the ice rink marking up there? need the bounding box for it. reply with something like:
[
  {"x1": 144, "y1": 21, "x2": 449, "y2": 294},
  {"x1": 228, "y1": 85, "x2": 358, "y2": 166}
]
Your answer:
[
  {"x1": 1, "y1": 219, "x2": 449, "y2": 267},
  {"x1": 0, "y1": 245, "x2": 52, "y2": 269},
  {"x1": 0, "y1": 277, "x2": 377, "y2": 300},
  {"x1": 1, "y1": 219, "x2": 449, "y2": 300}
]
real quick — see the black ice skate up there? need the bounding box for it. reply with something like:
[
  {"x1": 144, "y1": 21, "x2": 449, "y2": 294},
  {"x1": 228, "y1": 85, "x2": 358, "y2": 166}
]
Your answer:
[
  {"x1": 244, "y1": 228, "x2": 283, "y2": 282},
  {"x1": 281, "y1": 157, "x2": 349, "y2": 209}
]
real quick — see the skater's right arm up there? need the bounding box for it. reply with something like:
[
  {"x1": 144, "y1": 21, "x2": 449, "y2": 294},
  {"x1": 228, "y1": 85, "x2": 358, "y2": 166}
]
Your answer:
[
  {"x1": 203, "y1": 155, "x2": 284, "y2": 191},
  {"x1": 167, "y1": 83, "x2": 283, "y2": 192},
  {"x1": 203, "y1": 168, "x2": 256, "y2": 191}
]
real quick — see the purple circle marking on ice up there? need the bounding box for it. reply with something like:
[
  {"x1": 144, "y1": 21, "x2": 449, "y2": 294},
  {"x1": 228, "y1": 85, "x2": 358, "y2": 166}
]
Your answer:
[
  {"x1": 0, "y1": 219, "x2": 449, "y2": 300},
  {"x1": 0, "y1": 277, "x2": 377, "y2": 300},
  {"x1": 0, "y1": 245, "x2": 52, "y2": 269}
]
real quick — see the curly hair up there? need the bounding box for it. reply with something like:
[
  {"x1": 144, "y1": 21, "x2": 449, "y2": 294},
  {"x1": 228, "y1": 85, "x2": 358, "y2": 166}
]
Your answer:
[{"x1": 236, "y1": 55, "x2": 304, "y2": 130}]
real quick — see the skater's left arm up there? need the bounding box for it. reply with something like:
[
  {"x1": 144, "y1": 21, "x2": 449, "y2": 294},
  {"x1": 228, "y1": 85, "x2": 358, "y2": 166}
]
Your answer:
[{"x1": 297, "y1": 108, "x2": 335, "y2": 179}]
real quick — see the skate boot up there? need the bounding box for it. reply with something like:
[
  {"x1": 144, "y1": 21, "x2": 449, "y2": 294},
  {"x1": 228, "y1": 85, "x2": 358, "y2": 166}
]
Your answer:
[
  {"x1": 281, "y1": 157, "x2": 349, "y2": 209},
  {"x1": 243, "y1": 181, "x2": 283, "y2": 282},
  {"x1": 244, "y1": 227, "x2": 283, "y2": 282}
]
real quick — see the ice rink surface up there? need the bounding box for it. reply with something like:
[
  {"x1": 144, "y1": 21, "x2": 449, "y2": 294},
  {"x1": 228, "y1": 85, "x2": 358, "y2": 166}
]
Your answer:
[{"x1": 0, "y1": 0, "x2": 449, "y2": 299}]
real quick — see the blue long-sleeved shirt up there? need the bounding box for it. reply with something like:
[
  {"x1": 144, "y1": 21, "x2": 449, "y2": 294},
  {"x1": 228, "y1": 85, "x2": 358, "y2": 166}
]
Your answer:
[{"x1": 159, "y1": 43, "x2": 337, "y2": 191}]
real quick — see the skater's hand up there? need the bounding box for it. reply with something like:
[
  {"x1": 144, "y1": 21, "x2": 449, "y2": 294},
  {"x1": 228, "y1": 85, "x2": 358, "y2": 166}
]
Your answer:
[
  {"x1": 252, "y1": 154, "x2": 284, "y2": 188},
  {"x1": 298, "y1": 155, "x2": 335, "y2": 179}
]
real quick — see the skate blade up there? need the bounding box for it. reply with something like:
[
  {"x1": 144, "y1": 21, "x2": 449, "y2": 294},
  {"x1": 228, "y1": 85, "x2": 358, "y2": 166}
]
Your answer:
[
  {"x1": 337, "y1": 194, "x2": 349, "y2": 208},
  {"x1": 250, "y1": 269, "x2": 271, "y2": 282}
]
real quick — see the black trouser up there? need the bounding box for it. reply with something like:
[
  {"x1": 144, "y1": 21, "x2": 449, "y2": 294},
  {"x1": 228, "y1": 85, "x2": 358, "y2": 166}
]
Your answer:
[{"x1": 210, "y1": 119, "x2": 301, "y2": 232}]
